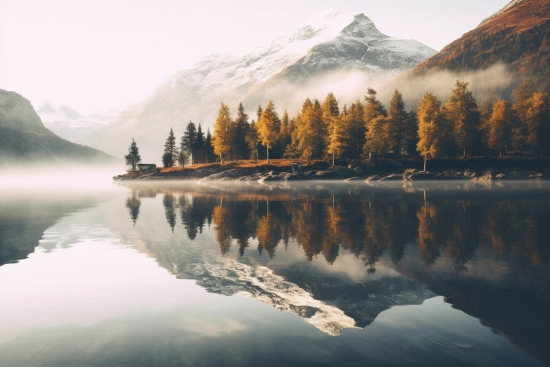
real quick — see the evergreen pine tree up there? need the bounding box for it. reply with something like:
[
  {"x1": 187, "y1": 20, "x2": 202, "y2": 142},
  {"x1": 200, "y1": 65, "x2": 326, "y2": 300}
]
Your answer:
[
  {"x1": 182, "y1": 121, "x2": 197, "y2": 164},
  {"x1": 363, "y1": 88, "x2": 387, "y2": 157},
  {"x1": 195, "y1": 123, "x2": 206, "y2": 164},
  {"x1": 124, "y1": 138, "x2": 141, "y2": 172},
  {"x1": 162, "y1": 128, "x2": 178, "y2": 168},
  {"x1": 341, "y1": 100, "x2": 365, "y2": 158},
  {"x1": 386, "y1": 89, "x2": 408, "y2": 155},
  {"x1": 205, "y1": 128, "x2": 215, "y2": 163},
  {"x1": 234, "y1": 102, "x2": 251, "y2": 160}
]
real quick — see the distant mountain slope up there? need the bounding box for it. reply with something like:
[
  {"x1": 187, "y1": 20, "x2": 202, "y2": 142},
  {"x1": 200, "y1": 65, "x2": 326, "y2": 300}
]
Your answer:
[
  {"x1": 0, "y1": 90, "x2": 115, "y2": 165},
  {"x1": 409, "y1": 0, "x2": 550, "y2": 95},
  {"x1": 82, "y1": 9, "x2": 436, "y2": 161},
  {"x1": 36, "y1": 101, "x2": 115, "y2": 144}
]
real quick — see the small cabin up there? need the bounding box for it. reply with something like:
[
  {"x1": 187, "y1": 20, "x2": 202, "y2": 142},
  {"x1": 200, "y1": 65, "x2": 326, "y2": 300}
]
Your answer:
[{"x1": 137, "y1": 164, "x2": 156, "y2": 173}]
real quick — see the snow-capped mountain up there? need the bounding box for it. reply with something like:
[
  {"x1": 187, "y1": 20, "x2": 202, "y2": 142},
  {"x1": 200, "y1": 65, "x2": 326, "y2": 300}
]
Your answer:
[
  {"x1": 36, "y1": 101, "x2": 117, "y2": 143},
  {"x1": 83, "y1": 9, "x2": 436, "y2": 161}
]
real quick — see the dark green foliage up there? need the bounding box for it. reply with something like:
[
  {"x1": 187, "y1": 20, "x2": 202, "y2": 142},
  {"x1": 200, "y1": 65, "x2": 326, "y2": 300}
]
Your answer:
[
  {"x1": 124, "y1": 138, "x2": 141, "y2": 172},
  {"x1": 233, "y1": 103, "x2": 251, "y2": 160},
  {"x1": 181, "y1": 121, "x2": 197, "y2": 164},
  {"x1": 162, "y1": 128, "x2": 178, "y2": 168}
]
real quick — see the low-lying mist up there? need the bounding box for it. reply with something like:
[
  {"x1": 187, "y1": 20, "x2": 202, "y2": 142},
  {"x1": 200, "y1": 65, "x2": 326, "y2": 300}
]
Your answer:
[
  {"x1": 244, "y1": 62, "x2": 515, "y2": 117},
  {"x1": 0, "y1": 162, "x2": 124, "y2": 190},
  {"x1": 379, "y1": 62, "x2": 515, "y2": 107}
]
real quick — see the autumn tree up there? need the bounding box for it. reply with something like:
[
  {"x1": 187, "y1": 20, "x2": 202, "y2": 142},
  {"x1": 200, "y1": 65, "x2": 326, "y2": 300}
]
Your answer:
[
  {"x1": 510, "y1": 82, "x2": 533, "y2": 152},
  {"x1": 364, "y1": 116, "x2": 388, "y2": 157},
  {"x1": 211, "y1": 103, "x2": 232, "y2": 163},
  {"x1": 487, "y1": 100, "x2": 513, "y2": 157},
  {"x1": 445, "y1": 81, "x2": 481, "y2": 157},
  {"x1": 363, "y1": 88, "x2": 387, "y2": 157},
  {"x1": 322, "y1": 93, "x2": 347, "y2": 165},
  {"x1": 295, "y1": 99, "x2": 325, "y2": 164},
  {"x1": 256, "y1": 100, "x2": 281, "y2": 163},
  {"x1": 417, "y1": 93, "x2": 445, "y2": 172},
  {"x1": 212, "y1": 202, "x2": 232, "y2": 254},
  {"x1": 525, "y1": 92, "x2": 550, "y2": 156},
  {"x1": 162, "y1": 128, "x2": 178, "y2": 168},
  {"x1": 124, "y1": 138, "x2": 141, "y2": 172},
  {"x1": 326, "y1": 114, "x2": 349, "y2": 166}
]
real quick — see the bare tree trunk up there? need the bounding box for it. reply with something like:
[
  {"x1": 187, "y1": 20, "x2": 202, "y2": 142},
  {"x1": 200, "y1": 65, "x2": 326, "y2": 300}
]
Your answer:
[
  {"x1": 423, "y1": 154, "x2": 427, "y2": 172},
  {"x1": 332, "y1": 153, "x2": 335, "y2": 167},
  {"x1": 266, "y1": 147, "x2": 269, "y2": 164}
]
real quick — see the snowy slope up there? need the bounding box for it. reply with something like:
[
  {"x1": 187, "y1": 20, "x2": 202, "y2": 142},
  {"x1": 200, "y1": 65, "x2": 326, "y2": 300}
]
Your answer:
[
  {"x1": 36, "y1": 101, "x2": 117, "y2": 143},
  {"x1": 83, "y1": 9, "x2": 436, "y2": 161}
]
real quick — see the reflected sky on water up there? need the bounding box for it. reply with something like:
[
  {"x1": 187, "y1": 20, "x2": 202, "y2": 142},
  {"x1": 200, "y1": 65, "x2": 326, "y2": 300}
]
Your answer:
[{"x1": 0, "y1": 181, "x2": 548, "y2": 366}]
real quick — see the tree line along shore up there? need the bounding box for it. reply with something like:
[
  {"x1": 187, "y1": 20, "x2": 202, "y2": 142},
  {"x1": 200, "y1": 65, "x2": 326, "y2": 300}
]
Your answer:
[{"x1": 121, "y1": 80, "x2": 550, "y2": 180}]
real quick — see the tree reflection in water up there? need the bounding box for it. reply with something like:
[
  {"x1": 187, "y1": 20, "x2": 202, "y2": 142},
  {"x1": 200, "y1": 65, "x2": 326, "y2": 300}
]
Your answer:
[
  {"x1": 125, "y1": 184, "x2": 550, "y2": 271},
  {"x1": 122, "y1": 182, "x2": 550, "y2": 365}
]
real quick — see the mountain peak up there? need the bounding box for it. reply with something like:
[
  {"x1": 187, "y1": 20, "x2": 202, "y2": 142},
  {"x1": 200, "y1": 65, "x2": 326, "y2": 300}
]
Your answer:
[{"x1": 341, "y1": 13, "x2": 380, "y2": 38}]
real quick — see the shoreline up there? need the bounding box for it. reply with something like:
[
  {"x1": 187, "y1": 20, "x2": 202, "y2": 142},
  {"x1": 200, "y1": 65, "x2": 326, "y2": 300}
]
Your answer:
[{"x1": 113, "y1": 158, "x2": 549, "y2": 183}]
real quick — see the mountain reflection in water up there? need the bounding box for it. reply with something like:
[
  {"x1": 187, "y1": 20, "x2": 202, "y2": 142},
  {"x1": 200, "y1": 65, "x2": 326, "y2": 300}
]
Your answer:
[{"x1": 123, "y1": 182, "x2": 550, "y2": 365}]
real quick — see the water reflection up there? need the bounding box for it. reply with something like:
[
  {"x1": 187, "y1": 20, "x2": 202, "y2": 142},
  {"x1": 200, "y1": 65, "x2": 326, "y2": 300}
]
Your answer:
[
  {"x1": 125, "y1": 183, "x2": 549, "y2": 271},
  {"x1": 121, "y1": 182, "x2": 550, "y2": 365}
]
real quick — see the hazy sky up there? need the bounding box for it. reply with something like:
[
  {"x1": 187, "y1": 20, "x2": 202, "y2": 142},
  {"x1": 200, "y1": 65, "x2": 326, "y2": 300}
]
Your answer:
[{"x1": 0, "y1": 0, "x2": 511, "y2": 114}]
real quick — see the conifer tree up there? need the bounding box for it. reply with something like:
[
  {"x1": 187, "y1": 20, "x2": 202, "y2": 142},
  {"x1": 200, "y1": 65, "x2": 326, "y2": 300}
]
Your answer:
[
  {"x1": 341, "y1": 100, "x2": 365, "y2": 158},
  {"x1": 211, "y1": 103, "x2": 232, "y2": 163},
  {"x1": 246, "y1": 121, "x2": 260, "y2": 160},
  {"x1": 487, "y1": 100, "x2": 513, "y2": 157},
  {"x1": 445, "y1": 81, "x2": 481, "y2": 157},
  {"x1": 295, "y1": 98, "x2": 325, "y2": 164},
  {"x1": 124, "y1": 138, "x2": 141, "y2": 172},
  {"x1": 205, "y1": 128, "x2": 215, "y2": 163},
  {"x1": 162, "y1": 128, "x2": 178, "y2": 168},
  {"x1": 195, "y1": 123, "x2": 206, "y2": 164},
  {"x1": 363, "y1": 88, "x2": 387, "y2": 156},
  {"x1": 256, "y1": 100, "x2": 281, "y2": 163},
  {"x1": 386, "y1": 89, "x2": 408, "y2": 155},
  {"x1": 233, "y1": 102, "x2": 251, "y2": 160},
  {"x1": 125, "y1": 191, "x2": 141, "y2": 225},
  {"x1": 417, "y1": 93, "x2": 445, "y2": 172},
  {"x1": 278, "y1": 110, "x2": 292, "y2": 157},
  {"x1": 181, "y1": 121, "x2": 197, "y2": 164}
]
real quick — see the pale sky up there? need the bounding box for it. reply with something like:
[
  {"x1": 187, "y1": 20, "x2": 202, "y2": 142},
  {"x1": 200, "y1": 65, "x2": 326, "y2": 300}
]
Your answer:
[{"x1": 0, "y1": 0, "x2": 511, "y2": 114}]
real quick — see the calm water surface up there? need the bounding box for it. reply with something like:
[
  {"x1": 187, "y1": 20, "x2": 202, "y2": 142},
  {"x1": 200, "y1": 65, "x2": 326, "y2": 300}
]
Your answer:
[{"x1": 0, "y1": 180, "x2": 549, "y2": 367}]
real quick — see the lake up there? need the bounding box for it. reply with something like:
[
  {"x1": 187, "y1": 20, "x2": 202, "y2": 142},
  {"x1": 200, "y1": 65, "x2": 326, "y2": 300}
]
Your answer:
[{"x1": 0, "y1": 179, "x2": 549, "y2": 367}]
